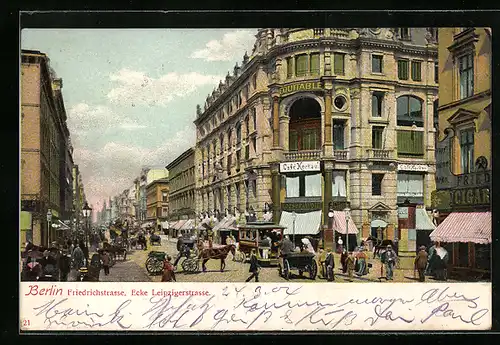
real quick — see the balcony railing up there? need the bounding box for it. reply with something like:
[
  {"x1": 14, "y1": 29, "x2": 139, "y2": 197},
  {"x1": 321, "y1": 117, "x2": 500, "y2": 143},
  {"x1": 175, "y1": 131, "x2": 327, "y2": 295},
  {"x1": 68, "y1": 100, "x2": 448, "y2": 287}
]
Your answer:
[
  {"x1": 333, "y1": 150, "x2": 348, "y2": 160},
  {"x1": 283, "y1": 150, "x2": 321, "y2": 161},
  {"x1": 368, "y1": 149, "x2": 394, "y2": 160}
]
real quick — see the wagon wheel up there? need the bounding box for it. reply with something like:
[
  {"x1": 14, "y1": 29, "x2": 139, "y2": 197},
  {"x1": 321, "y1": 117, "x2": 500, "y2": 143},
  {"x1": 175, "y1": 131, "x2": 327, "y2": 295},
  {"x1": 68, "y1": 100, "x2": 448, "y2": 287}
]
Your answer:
[
  {"x1": 182, "y1": 258, "x2": 199, "y2": 273},
  {"x1": 309, "y1": 259, "x2": 318, "y2": 280},
  {"x1": 153, "y1": 258, "x2": 164, "y2": 274},
  {"x1": 145, "y1": 257, "x2": 158, "y2": 274},
  {"x1": 236, "y1": 251, "x2": 246, "y2": 263},
  {"x1": 283, "y1": 259, "x2": 291, "y2": 280}
]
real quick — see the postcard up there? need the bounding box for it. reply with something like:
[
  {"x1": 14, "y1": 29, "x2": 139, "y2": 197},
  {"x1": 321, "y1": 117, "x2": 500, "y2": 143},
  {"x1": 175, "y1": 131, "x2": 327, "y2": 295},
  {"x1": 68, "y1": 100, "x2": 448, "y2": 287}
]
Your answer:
[{"x1": 20, "y1": 26, "x2": 492, "y2": 331}]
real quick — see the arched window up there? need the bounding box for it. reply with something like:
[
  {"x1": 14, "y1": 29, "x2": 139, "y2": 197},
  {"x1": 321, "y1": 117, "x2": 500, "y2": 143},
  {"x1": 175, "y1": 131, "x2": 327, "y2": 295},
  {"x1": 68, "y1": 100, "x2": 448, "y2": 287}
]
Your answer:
[
  {"x1": 397, "y1": 95, "x2": 423, "y2": 127},
  {"x1": 288, "y1": 98, "x2": 322, "y2": 151},
  {"x1": 236, "y1": 123, "x2": 242, "y2": 144}
]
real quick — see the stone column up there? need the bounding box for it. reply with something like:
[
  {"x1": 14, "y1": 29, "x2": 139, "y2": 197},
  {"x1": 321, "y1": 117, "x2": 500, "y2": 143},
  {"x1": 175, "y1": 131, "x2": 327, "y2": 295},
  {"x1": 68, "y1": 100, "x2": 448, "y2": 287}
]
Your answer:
[
  {"x1": 323, "y1": 161, "x2": 334, "y2": 248},
  {"x1": 271, "y1": 164, "x2": 281, "y2": 224},
  {"x1": 323, "y1": 83, "x2": 333, "y2": 157},
  {"x1": 272, "y1": 96, "x2": 280, "y2": 148},
  {"x1": 279, "y1": 114, "x2": 289, "y2": 150}
]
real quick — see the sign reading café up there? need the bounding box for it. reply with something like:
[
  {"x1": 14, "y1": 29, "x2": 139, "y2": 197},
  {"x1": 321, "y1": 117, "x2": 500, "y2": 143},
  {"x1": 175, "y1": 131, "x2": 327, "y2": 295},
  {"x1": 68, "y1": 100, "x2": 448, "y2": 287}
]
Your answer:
[
  {"x1": 280, "y1": 161, "x2": 321, "y2": 173},
  {"x1": 279, "y1": 81, "x2": 322, "y2": 96}
]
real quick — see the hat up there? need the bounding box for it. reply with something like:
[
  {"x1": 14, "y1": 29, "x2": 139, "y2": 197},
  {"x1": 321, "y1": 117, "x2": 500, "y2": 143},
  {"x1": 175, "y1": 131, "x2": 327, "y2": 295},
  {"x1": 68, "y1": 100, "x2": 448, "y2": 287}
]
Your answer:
[
  {"x1": 386, "y1": 245, "x2": 392, "y2": 248},
  {"x1": 420, "y1": 245, "x2": 427, "y2": 250}
]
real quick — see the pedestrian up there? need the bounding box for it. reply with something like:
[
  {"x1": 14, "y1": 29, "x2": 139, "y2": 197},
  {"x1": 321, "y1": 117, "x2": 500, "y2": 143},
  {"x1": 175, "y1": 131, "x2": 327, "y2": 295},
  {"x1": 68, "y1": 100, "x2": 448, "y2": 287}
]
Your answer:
[
  {"x1": 316, "y1": 248, "x2": 325, "y2": 279},
  {"x1": 261, "y1": 236, "x2": 271, "y2": 259},
  {"x1": 346, "y1": 252, "x2": 355, "y2": 280},
  {"x1": 72, "y1": 243, "x2": 85, "y2": 270},
  {"x1": 340, "y1": 249, "x2": 348, "y2": 273},
  {"x1": 381, "y1": 245, "x2": 397, "y2": 280},
  {"x1": 324, "y1": 248, "x2": 335, "y2": 282},
  {"x1": 356, "y1": 249, "x2": 368, "y2": 276},
  {"x1": 162, "y1": 255, "x2": 176, "y2": 282},
  {"x1": 101, "y1": 250, "x2": 111, "y2": 276},
  {"x1": 245, "y1": 249, "x2": 260, "y2": 282},
  {"x1": 337, "y1": 236, "x2": 344, "y2": 254},
  {"x1": 414, "y1": 245, "x2": 428, "y2": 282},
  {"x1": 280, "y1": 235, "x2": 294, "y2": 255}
]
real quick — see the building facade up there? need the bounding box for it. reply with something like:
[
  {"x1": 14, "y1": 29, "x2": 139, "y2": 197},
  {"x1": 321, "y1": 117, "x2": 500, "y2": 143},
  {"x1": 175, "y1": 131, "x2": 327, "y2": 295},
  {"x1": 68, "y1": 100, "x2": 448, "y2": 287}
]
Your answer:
[
  {"x1": 194, "y1": 28, "x2": 439, "y2": 249},
  {"x1": 21, "y1": 49, "x2": 75, "y2": 246},
  {"x1": 166, "y1": 148, "x2": 196, "y2": 235},
  {"x1": 146, "y1": 178, "x2": 169, "y2": 230},
  {"x1": 431, "y1": 28, "x2": 491, "y2": 277}
]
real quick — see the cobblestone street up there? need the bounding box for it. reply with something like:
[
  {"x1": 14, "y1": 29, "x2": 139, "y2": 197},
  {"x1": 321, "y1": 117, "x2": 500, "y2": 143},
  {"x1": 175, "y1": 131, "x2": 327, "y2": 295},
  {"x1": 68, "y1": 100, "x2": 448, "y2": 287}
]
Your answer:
[{"x1": 97, "y1": 235, "x2": 456, "y2": 283}]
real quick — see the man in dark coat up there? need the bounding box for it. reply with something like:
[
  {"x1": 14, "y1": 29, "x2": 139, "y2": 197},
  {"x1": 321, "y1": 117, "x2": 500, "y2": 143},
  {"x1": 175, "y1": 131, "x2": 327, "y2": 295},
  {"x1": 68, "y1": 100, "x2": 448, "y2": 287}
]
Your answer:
[
  {"x1": 245, "y1": 249, "x2": 260, "y2": 282},
  {"x1": 325, "y1": 248, "x2": 335, "y2": 282},
  {"x1": 414, "y1": 245, "x2": 429, "y2": 282},
  {"x1": 280, "y1": 235, "x2": 294, "y2": 255}
]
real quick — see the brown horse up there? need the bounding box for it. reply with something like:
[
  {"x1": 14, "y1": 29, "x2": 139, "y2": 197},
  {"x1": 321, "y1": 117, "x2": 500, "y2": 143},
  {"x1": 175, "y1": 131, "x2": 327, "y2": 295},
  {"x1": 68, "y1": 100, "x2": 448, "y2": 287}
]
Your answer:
[{"x1": 197, "y1": 243, "x2": 236, "y2": 272}]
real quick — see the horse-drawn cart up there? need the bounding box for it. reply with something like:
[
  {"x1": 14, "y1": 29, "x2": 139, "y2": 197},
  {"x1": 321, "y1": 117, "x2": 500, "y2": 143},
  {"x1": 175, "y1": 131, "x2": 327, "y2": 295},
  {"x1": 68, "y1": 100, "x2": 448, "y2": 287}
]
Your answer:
[
  {"x1": 237, "y1": 222, "x2": 285, "y2": 266},
  {"x1": 279, "y1": 252, "x2": 318, "y2": 280},
  {"x1": 145, "y1": 251, "x2": 166, "y2": 275}
]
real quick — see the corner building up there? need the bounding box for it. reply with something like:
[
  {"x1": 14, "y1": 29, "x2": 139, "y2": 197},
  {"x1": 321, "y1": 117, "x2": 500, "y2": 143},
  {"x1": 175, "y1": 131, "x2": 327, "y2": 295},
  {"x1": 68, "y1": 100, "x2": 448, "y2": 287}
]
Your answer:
[{"x1": 194, "y1": 28, "x2": 438, "y2": 249}]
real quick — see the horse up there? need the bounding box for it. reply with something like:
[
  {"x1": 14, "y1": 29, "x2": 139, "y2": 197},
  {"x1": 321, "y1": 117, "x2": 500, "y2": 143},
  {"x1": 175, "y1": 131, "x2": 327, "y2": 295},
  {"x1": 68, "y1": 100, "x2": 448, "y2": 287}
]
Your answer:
[
  {"x1": 197, "y1": 243, "x2": 236, "y2": 272},
  {"x1": 366, "y1": 235, "x2": 395, "y2": 259}
]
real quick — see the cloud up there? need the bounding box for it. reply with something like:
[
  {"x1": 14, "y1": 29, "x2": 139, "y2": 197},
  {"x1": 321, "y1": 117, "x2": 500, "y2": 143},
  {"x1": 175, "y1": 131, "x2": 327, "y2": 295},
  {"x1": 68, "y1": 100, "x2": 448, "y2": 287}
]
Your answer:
[
  {"x1": 67, "y1": 103, "x2": 147, "y2": 133},
  {"x1": 190, "y1": 30, "x2": 256, "y2": 62},
  {"x1": 107, "y1": 68, "x2": 221, "y2": 107},
  {"x1": 73, "y1": 124, "x2": 196, "y2": 210}
]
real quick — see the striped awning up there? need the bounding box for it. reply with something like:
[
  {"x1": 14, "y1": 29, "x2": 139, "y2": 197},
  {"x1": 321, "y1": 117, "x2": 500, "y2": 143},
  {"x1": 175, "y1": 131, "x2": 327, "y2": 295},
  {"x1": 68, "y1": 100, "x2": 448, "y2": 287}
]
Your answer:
[
  {"x1": 280, "y1": 211, "x2": 321, "y2": 235},
  {"x1": 415, "y1": 208, "x2": 436, "y2": 231},
  {"x1": 180, "y1": 219, "x2": 195, "y2": 231},
  {"x1": 215, "y1": 216, "x2": 237, "y2": 231},
  {"x1": 169, "y1": 220, "x2": 179, "y2": 229},
  {"x1": 332, "y1": 211, "x2": 359, "y2": 235},
  {"x1": 173, "y1": 219, "x2": 187, "y2": 230},
  {"x1": 429, "y1": 212, "x2": 491, "y2": 244}
]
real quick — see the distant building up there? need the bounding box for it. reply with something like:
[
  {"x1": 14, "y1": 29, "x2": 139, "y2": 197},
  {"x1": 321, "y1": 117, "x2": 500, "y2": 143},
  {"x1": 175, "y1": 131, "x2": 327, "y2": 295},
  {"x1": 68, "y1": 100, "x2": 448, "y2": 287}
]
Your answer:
[
  {"x1": 431, "y1": 28, "x2": 491, "y2": 278},
  {"x1": 146, "y1": 178, "x2": 169, "y2": 231}
]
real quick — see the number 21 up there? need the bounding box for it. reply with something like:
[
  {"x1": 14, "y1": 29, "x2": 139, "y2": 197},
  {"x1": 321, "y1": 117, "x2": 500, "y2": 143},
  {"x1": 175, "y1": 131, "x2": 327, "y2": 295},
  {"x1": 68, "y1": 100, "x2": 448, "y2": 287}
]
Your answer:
[{"x1": 22, "y1": 319, "x2": 31, "y2": 327}]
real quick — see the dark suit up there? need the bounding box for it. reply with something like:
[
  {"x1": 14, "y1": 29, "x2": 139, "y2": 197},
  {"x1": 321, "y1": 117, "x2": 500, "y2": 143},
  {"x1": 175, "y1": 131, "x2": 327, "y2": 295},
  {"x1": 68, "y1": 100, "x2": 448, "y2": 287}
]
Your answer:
[
  {"x1": 414, "y1": 249, "x2": 428, "y2": 282},
  {"x1": 245, "y1": 254, "x2": 260, "y2": 282}
]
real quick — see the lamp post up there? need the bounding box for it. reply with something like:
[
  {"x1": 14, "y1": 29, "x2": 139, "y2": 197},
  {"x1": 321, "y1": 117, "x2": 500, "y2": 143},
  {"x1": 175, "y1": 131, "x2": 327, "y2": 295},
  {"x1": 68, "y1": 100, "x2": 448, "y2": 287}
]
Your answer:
[
  {"x1": 82, "y1": 202, "x2": 92, "y2": 250},
  {"x1": 46, "y1": 209, "x2": 52, "y2": 247},
  {"x1": 328, "y1": 202, "x2": 334, "y2": 250},
  {"x1": 344, "y1": 207, "x2": 351, "y2": 252},
  {"x1": 292, "y1": 211, "x2": 297, "y2": 246}
]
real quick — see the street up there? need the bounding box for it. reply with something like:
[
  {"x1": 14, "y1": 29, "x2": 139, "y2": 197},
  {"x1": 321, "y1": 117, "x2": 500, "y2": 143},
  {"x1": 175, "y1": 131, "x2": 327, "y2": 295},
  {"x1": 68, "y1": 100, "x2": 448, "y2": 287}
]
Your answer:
[{"x1": 99, "y1": 235, "x2": 456, "y2": 283}]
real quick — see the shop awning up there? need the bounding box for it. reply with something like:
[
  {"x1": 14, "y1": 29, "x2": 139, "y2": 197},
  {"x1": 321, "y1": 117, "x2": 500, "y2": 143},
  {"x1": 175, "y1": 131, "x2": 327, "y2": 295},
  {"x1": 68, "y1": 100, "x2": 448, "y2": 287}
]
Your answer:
[
  {"x1": 174, "y1": 219, "x2": 187, "y2": 230},
  {"x1": 415, "y1": 208, "x2": 436, "y2": 231},
  {"x1": 180, "y1": 219, "x2": 194, "y2": 231},
  {"x1": 429, "y1": 212, "x2": 491, "y2": 244},
  {"x1": 332, "y1": 211, "x2": 359, "y2": 235},
  {"x1": 214, "y1": 216, "x2": 237, "y2": 231},
  {"x1": 280, "y1": 211, "x2": 321, "y2": 235}
]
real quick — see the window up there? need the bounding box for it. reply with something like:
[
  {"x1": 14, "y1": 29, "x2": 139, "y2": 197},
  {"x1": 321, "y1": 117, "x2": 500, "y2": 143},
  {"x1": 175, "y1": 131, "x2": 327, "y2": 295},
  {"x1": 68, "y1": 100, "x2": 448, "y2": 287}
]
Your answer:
[
  {"x1": 411, "y1": 61, "x2": 422, "y2": 81},
  {"x1": 372, "y1": 126, "x2": 384, "y2": 149},
  {"x1": 243, "y1": 85, "x2": 249, "y2": 100},
  {"x1": 286, "y1": 173, "x2": 321, "y2": 198},
  {"x1": 289, "y1": 130, "x2": 298, "y2": 151},
  {"x1": 332, "y1": 171, "x2": 347, "y2": 197},
  {"x1": 236, "y1": 151, "x2": 241, "y2": 171},
  {"x1": 245, "y1": 117, "x2": 250, "y2": 137},
  {"x1": 460, "y1": 129, "x2": 474, "y2": 173},
  {"x1": 372, "y1": 55, "x2": 383, "y2": 73},
  {"x1": 400, "y1": 28, "x2": 410, "y2": 40},
  {"x1": 252, "y1": 108, "x2": 257, "y2": 130},
  {"x1": 475, "y1": 244, "x2": 490, "y2": 270},
  {"x1": 372, "y1": 174, "x2": 384, "y2": 196},
  {"x1": 333, "y1": 53, "x2": 345, "y2": 75},
  {"x1": 333, "y1": 120, "x2": 345, "y2": 150},
  {"x1": 397, "y1": 173, "x2": 424, "y2": 197},
  {"x1": 252, "y1": 74, "x2": 257, "y2": 89},
  {"x1": 397, "y1": 95, "x2": 423, "y2": 127},
  {"x1": 236, "y1": 123, "x2": 241, "y2": 144},
  {"x1": 458, "y1": 242, "x2": 469, "y2": 267},
  {"x1": 245, "y1": 144, "x2": 250, "y2": 160},
  {"x1": 251, "y1": 180, "x2": 257, "y2": 198},
  {"x1": 295, "y1": 54, "x2": 308, "y2": 77},
  {"x1": 313, "y1": 28, "x2": 324, "y2": 36},
  {"x1": 372, "y1": 92, "x2": 384, "y2": 117},
  {"x1": 310, "y1": 53, "x2": 320, "y2": 75},
  {"x1": 227, "y1": 130, "x2": 232, "y2": 149},
  {"x1": 220, "y1": 134, "x2": 224, "y2": 152},
  {"x1": 286, "y1": 57, "x2": 293, "y2": 77},
  {"x1": 235, "y1": 183, "x2": 241, "y2": 209},
  {"x1": 286, "y1": 176, "x2": 299, "y2": 197},
  {"x1": 305, "y1": 174, "x2": 322, "y2": 197},
  {"x1": 334, "y1": 95, "x2": 346, "y2": 110},
  {"x1": 227, "y1": 154, "x2": 232, "y2": 175},
  {"x1": 434, "y1": 61, "x2": 439, "y2": 83},
  {"x1": 397, "y1": 60, "x2": 409, "y2": 80},
  {"x1": 227, "y1": 185, "x2": 232, "y2": 210},
  {"x1": 397, "y1": 130, "x2": 424, "y2": 156},
  {"x1": 252, "y1": 137, "x2": 257, "y2": 156},
  {"x1": 301, "y1": 128, "x2": 319, "y2": 150},
  {"x1": 459, "y1": 54, "x2": 474, "y2": 99}
]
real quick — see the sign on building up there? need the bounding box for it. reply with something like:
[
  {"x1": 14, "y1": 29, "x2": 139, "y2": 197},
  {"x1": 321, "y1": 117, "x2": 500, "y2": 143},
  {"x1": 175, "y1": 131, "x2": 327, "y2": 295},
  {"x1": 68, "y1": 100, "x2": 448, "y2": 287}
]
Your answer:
[
  {"x1": 279, "y1": 81, "x2": 322, "y2": 96},
  {"x1": 397, "y1": 164, "x2": 429, "y2": 172},
  {"x1": 280, "y1": 161, "x2": 321, "y2": 173}
]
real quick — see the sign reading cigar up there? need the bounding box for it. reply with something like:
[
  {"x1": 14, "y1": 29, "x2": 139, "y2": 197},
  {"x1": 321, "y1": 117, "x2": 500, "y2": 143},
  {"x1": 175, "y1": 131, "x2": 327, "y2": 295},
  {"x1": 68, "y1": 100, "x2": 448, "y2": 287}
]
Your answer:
[
  {"x1": 279, "y1": 81, "x2": 322, "y2": 96},
  {"x1": 280, "y1": 160, "x2": 321, "y2": 173}
]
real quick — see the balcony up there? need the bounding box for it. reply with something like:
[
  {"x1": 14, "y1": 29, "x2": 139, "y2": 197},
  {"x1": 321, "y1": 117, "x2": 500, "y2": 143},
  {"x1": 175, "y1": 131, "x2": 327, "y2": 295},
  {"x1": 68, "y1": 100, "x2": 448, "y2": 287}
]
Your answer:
[
  {"x1": 283, "y1": 150, "x2": 321, "y2": 161},
  {"x1": 333, "y1": 150, "x2": 348, "y2": 160},
  {"x1": 368, "y1": 149, "x2": 395, "y2": 160}
]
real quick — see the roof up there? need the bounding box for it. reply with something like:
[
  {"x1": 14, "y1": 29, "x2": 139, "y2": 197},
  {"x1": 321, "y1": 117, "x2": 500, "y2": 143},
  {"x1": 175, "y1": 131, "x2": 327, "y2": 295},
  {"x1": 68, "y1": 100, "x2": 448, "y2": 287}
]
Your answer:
[
  {"x1": 173, "y1": 219, "x2": 187, "y2": 230},
  {"x1": 429, "y1": 212, "x2": 491, "y2": 244},
  {"x1": 180, "y1": 219, "x2": 195, "y2": 231},
  {"x1": 213, "y1": 216, "x2": 237, "y2": 231},
  {"x1": 331, "y1": 211, "x2": 359, "y2": 235},
  {"x1": 165, "y1": 147, "x2": 195, "y2": 170},
  {"x1": 238, "y1": 221, "x2": 286, "y2": 230},
  {"x1": 415, "y1": 208, "x2": 436, "y2": 231},
  {"x1": 280, "y1": 211, "x2": 321, "y2": 235}
]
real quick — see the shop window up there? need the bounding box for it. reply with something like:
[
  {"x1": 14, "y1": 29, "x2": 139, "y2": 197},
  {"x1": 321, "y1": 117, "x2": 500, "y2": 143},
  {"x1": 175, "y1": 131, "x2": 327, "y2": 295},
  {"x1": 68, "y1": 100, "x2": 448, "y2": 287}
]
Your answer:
[
  {"x1": 397, "y1": 60, "x2": 409, "y2": 80},
  {"x1": 397, "y1": 173, "x2": 424, "y2": 197},
  {"x1": 372, "y1": 92, "x2": 384, "y2": 117},
  {"x1": 475, "y1": 244, "x2": 490, "y2": 270},
  {"x1": 397, "y1": 95, "x2": 423, "y2": 127},
  {"x1": 305, "y1": 173, "x2": 322, "y2": 197},
  {"x1": 333, "y1": 120, "x2": 345, "y2": 150},
  {"x1": 411, "y1": 61, "x2": 422, "y2": 81},
  {"x1": 332, "y1": 171, "x2": 347, "y2": 197},
  {"x1": 372, "y1": 174, "x2": 384, "y2": 196},
  {"x1": 334, "y1": 53, "x2": 345, "y2": 75},
  {"x1": 372, "y1": 126, "x2": 384, "y2": 149},
  {"x1": 372, "y1": 54, "x2": 383, "y2": 73},
  {"x1": 295, "y1": 54, "x2": 308, "y2": 77},
  {"x1": 310, "y1": 53, "x2": 320, "y2": 76},
  {"x1": 286, "y1": 173, "x2": 321, "y2": 198},
  {"x1": 460, "y1": 128, "x2": 474, "y2": 173},
  {"x1": 458, "y1": 242, "x2": 469, "y2": 267},
  {"x1": 459, "y1": 53, "x2": 474, "y2": 99}
]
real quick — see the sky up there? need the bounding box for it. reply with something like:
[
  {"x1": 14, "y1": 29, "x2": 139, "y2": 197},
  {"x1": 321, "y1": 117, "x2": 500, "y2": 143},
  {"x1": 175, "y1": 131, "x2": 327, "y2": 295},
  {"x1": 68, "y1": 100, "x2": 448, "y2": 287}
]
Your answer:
[{"x1": 21, "y1": 29, "x2": 257, "y2": 213}]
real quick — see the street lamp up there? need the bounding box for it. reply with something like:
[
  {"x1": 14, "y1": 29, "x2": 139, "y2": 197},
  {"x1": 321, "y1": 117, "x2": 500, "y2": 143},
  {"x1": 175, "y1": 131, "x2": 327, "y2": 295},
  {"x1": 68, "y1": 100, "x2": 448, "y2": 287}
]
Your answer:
[
  {"x1": 344, "y1": 207, "x2": 351, "y2": 252},
  {"x1": 82, "y1": 202, "x2": 92, "y2": 249},
  {"x1": 292, "y1": 211, "x2": 297, "y2": 246},
  {"x1": 46, "y1": 209, "x2": 52, "y2": 247}
]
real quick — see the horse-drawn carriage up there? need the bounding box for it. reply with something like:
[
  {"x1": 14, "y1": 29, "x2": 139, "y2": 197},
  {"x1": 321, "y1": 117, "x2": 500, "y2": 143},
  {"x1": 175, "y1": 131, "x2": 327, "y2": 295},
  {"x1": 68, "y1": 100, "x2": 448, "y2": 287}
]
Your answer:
[
  {"x1": 145, "y1": 251, "x2": 167, "y2": 275},
  {"x1": 150, "y1": 233, "x2": 162, "y2": 246},
  {"x1": 237, "y1": 222, "x2": 285, "y2": 265},
  {"x1": 103, "y1": 241, "x2": 127, "y2": 262},
  {"x1": 278, "y1": 252, "x2": 318, "y2": 280}
]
